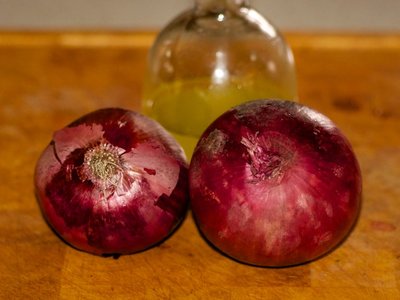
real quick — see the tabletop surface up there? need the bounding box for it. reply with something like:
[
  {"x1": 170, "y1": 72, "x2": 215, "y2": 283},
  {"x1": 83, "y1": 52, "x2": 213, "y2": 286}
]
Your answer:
[{"x1": 0, "y1": 31, "x2": 399, "y2": 299}]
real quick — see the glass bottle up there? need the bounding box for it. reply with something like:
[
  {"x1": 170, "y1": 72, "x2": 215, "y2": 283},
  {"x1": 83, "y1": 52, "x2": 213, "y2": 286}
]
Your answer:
[{"x1": 142, "y1": 0, "x2": 297, "y2": 158}]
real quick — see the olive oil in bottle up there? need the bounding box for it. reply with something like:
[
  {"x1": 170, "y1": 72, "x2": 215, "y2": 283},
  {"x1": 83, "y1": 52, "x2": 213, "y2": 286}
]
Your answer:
[{"x1": 143, "y1": 0, "x2": 297, "y2": 158}]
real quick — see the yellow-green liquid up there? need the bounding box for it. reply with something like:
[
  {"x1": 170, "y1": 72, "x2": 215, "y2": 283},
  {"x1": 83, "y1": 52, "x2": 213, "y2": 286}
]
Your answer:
[{"x1": 143, "y1": 77, "x2": 296, "y2": 159}]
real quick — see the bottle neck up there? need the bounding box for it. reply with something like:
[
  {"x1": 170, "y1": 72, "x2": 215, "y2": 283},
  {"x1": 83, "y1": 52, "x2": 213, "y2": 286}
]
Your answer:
[{"x1": 194, "y1": 0, "x2": 250, "y2": 14}]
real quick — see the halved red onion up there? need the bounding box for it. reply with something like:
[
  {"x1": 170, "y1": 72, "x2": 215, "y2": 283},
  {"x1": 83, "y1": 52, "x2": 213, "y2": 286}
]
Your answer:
[
  {"x1": 35, "y1": 108, "x2": 188, "y2": 255},
  {"x1": 189, "y1": 99, "x2": 362, "y2": 267}
]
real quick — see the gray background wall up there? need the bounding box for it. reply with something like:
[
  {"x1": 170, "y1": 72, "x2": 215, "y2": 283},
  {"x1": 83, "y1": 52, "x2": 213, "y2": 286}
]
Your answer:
[{"x1": 0, "y1": 0, "x2": 399, "y2": 32}]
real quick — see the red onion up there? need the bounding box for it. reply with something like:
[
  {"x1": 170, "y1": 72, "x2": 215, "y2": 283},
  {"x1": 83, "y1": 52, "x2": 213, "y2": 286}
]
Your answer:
[
  {"x1": 189, "y1": 99, "x2": 362, "y2": 267},
  {"x1": 35, "y1": 108, "x2": 188, "y2": 256}
]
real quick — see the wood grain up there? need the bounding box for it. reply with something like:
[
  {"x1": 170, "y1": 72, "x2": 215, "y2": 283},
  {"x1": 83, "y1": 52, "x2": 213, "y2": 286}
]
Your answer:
[{"x1": 0, "y1": 31, "x2": 399, "y2": 299}]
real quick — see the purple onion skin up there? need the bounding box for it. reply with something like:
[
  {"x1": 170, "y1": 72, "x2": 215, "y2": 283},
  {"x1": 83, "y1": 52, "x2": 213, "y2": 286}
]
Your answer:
[
  {"x1": 35, "y1": 108, "x2": 189, "y2": 256},
  {"x1": 189, "y1": 100, "x2": 362, "y2": 267}
]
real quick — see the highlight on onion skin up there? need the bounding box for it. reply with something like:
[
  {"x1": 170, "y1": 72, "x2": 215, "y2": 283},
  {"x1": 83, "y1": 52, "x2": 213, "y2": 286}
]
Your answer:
[
  {"x1": 189, "y1": 99, "x2": 362, "y2": 267},
  {"x1": 35, "y1": 108, "x2": 189, "y2": 256}
]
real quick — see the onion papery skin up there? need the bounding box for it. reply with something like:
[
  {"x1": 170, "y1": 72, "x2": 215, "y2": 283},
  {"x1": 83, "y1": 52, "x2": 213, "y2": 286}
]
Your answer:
[
  {"x1": 35, "y1": 108, "x2": 189, "y2": 256},
  {"x1": 189, "y1": 99, "x2": 362, "y2": 267}
]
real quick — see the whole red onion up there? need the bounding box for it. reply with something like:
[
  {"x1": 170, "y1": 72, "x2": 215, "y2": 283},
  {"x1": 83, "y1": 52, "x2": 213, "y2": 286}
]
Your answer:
[
  {"x1": 189, "y1": 99, "x2": 362, "y2": 267},
  {"x1": 35, "y1": 108, "x2": 188, "y2": 255}
]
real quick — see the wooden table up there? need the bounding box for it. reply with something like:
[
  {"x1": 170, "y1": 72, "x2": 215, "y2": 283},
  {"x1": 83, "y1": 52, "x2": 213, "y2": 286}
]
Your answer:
[{"x1": 0, "y1": 31, "x2": 399, "y2": 299}]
